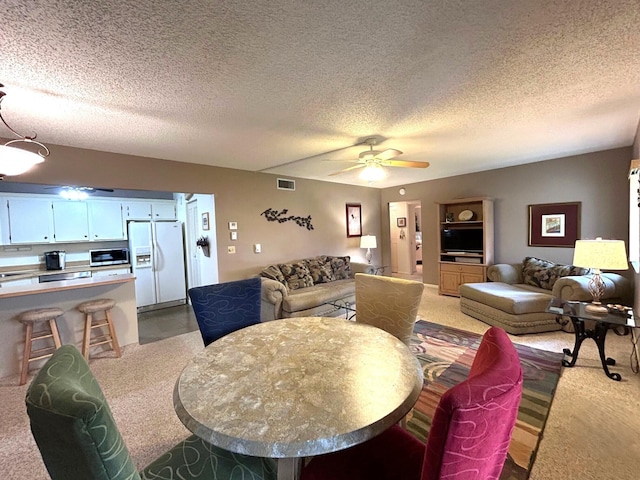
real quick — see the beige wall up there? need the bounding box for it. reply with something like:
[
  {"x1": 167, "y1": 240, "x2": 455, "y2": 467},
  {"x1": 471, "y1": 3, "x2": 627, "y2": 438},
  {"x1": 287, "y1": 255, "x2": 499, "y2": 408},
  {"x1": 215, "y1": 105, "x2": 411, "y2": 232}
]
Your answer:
[
  {"x1": 9, "y1": 142, "x2": 634, "y2": 287},
  {"x1": 13, "y1": 143, "x2": 382, "y2": 281},
  {"x1": 381, "y1": 147, "x2": 632, "y2": 286}
]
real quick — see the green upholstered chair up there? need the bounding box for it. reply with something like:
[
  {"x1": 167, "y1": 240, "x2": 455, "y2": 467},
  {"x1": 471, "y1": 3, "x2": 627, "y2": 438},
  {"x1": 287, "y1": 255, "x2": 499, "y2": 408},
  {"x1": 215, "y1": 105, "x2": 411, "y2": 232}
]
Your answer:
[{"x1": 26, "y1": 344, "x2": 277, "y2": 480}]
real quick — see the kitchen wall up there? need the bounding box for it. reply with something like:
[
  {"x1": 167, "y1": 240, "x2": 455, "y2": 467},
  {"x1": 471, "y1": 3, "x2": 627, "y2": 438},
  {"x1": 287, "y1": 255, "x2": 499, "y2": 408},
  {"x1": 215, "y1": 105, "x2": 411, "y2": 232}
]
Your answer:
[
  {"x1": 12, "y1": 142, "x2": 382, "y2": 281},
  {"x1": 381, "y1": 147, "x2": 633, "y2": 286}
]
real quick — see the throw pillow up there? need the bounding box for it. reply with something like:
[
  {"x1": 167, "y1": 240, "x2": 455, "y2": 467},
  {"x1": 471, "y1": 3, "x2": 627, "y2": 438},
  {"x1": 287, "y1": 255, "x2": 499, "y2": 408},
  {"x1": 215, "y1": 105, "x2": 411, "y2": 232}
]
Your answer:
[
  {"x1": 522, "y1": 257, "x2": 555, "y2": 288},
  {"x1": 260, "y1": 265, "x2": 286, "y2": 285},
  {"x1": 522, "y1": 256, "x2": 589, "y2": 290},
  {"x1": 306, "y1": 257, "x2": 336, "y2": 284},
  {"x1": 279, "y1": 262, "x2": 314, "y2": 290},
  {"x1": 330, "y1": 256, "x2": 352, "y2": 280}
]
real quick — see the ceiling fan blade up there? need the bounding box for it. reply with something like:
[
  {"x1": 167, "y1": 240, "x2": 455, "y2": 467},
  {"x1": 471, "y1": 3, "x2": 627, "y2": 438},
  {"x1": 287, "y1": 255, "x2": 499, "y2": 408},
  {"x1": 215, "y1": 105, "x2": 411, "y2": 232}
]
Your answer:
[
  {"x1": 328, "y1": 164, "x2": 366, "y2": 176},
  {"x1": 375, "y1": 148, "x2": 403, "y2": 161},
  {"x1": 380, "y1": 159, "x2": 430, "y2": 169}
]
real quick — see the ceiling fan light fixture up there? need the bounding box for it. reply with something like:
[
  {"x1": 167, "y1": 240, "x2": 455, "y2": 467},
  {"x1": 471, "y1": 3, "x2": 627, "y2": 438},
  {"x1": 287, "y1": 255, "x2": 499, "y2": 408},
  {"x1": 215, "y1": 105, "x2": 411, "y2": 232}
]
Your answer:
[
  {"x1": 60, "y1": 186, "x2": 89, "y2": 201},
  {"x1": 359, "y1": 163, "x2": 386, "y2": 182},
  {"x1": 0, "y1": 84, "x2": 49, "y2": 178}
]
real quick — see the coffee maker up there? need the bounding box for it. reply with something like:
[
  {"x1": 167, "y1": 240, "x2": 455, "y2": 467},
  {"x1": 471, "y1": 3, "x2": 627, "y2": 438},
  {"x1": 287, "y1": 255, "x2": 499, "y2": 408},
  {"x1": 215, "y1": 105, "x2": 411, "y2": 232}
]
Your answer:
[{"x1": 44, "y1": 251, "x2": 66, "y2": 270}]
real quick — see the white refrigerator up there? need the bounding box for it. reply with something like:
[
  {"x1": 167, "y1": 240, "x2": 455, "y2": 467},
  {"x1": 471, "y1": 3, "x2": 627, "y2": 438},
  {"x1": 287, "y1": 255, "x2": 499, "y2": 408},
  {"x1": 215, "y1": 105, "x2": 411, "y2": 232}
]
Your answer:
[{"x1": 128, "y1": 221, "x2": 187, "y2": 310}]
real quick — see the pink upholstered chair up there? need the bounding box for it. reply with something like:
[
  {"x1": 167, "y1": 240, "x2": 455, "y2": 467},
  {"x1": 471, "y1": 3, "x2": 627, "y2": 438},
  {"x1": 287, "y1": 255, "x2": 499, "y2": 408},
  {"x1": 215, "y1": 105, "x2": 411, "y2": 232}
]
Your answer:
[{"x1": 301, "y1": 326, "x2": 523, "y2": 480}]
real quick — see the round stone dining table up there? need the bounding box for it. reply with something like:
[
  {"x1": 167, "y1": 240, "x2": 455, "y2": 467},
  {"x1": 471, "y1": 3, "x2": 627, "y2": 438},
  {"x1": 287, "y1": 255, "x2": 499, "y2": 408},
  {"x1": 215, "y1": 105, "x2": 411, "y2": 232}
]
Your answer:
[{"x1": 173, "y1": 316, "x2": 424, "y2": 480}]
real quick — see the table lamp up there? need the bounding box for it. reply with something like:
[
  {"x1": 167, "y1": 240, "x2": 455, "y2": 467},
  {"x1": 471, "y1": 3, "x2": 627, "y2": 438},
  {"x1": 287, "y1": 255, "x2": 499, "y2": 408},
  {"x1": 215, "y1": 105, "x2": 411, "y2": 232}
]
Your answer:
[
  {"x1": 572, "y1": 238, "x2": 628, "y2": 314},
  {"x1": 360, "y1": 235, "x2": 377, "y2": 264}
]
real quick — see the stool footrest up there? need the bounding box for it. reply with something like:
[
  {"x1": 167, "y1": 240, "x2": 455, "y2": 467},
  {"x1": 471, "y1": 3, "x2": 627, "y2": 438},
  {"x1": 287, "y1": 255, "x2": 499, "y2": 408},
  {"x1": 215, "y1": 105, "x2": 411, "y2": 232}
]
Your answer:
[
  {"x1": 89, "y1": 336, "x2": 113, "y2": 347},
  {"x1": 29, "y1": 350, "x2": 57, "y2": 362},
  {"x1": 31, "y1": 331, "x2": 55, "y2": 341},
  {"x1": 91, "y1": 321, "x2": 110, "y2": 329}
]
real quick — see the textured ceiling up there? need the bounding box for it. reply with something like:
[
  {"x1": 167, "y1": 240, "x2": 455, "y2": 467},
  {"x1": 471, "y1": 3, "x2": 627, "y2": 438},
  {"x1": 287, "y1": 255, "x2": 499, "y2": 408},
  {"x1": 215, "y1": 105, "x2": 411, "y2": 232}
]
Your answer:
[{"x1": 2, "y1": 0, "x2": 639, "y2": 188}]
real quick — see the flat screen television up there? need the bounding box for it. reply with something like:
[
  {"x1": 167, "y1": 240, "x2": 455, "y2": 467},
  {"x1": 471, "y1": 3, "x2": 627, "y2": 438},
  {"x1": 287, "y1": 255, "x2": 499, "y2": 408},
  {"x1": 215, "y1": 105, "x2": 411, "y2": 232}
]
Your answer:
[{"x1": 441, "y1": 228, "x2": 483, "y2": 253}]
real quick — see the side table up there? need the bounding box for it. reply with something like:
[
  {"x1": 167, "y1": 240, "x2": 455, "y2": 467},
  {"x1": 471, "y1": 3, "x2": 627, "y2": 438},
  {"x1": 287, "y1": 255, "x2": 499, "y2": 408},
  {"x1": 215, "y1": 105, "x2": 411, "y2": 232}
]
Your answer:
[{"x1": 547, "y1": 300, "x2": 638, "y2": 381}]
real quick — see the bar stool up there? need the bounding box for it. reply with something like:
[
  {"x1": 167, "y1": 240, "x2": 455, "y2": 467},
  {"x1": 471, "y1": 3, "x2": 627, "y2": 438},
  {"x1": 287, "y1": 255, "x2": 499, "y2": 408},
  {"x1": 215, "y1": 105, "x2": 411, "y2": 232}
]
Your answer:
[
  {"x1": 77, "y1": 298, "x2": 121, "y2": 360},
  {"x1": 17, "y1": 307, "x2": 64, "y2": 385}
]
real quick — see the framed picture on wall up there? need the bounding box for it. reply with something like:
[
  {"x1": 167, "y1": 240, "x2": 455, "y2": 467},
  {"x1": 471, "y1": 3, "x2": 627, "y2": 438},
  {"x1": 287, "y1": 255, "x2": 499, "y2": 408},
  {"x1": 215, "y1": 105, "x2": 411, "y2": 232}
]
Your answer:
[
  {"x1": 202, "y1": 212, "x2": 210, "y2": 231},
  {"x1": 397, "y1": 217, "x2": 407, "y2": 227},
  {"x1": 346, "y1": 203, "x2": 362, "y2": 237},
  {"x1": 528, "y1": 202, "x2": 580, "y2": 247}
]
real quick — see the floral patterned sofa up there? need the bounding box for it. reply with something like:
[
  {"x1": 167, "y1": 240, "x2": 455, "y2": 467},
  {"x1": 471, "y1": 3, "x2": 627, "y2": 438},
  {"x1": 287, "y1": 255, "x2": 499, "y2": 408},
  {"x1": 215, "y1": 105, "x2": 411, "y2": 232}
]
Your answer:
[
  {"x1": 259, "y1": 255, "x2": 373, "y2": 321},
  {"x1": 459, "y1": 256, "x2": 631, "y2": 335}
]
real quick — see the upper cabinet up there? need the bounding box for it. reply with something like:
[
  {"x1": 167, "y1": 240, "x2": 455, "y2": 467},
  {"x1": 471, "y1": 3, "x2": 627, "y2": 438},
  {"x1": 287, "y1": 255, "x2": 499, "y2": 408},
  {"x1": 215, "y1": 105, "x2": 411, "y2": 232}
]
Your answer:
[
  {"x1": 89, "y1": 200, "x2": 125, "y2": 240},
  {"x1": 5, "y1": 198, "x2": 54, "y2": 244},
  {"x1": 52, "y1": 201, "x2": 90, "y2": 242},
  {"x1": 123, "y1": 200, "x2": 176, "y2": 221},
  {"x1": 0, "y1": 195, "x2": 174, "y2": 245}
]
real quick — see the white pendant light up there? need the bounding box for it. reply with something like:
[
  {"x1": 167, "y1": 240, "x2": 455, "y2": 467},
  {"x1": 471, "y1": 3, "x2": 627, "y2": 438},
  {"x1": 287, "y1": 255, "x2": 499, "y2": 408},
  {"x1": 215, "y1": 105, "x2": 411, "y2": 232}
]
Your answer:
[
  {"x1": 0, "y1": 144, "x2": 45, "y2": 176},
  {"x1": 0, "y1": 84, "x2": 49, "y2": 178}
]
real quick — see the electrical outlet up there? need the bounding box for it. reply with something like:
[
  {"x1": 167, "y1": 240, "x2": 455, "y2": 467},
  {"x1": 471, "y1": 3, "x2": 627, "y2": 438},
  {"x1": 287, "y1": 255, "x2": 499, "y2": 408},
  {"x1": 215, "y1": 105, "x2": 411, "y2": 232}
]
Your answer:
[{"x1": 227, "y1": 246, "x2": 236, "y2": 254}]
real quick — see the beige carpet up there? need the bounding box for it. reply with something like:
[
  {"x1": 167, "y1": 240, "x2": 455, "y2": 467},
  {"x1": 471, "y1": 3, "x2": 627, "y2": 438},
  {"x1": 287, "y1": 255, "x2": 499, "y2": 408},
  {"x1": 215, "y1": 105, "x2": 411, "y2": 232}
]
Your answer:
[{"x1": 1, "y1": 284, "x2": 638, "y2": 479}]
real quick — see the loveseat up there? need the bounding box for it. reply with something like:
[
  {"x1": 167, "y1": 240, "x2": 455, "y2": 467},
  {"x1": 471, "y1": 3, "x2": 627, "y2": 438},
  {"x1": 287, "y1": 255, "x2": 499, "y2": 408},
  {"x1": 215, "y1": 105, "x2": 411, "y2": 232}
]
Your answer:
[
  {"x1": 459, "y1": 256, "x2": 631, "y2": 335},
  {"x1": 259, "y1": 255, "x2": 374, "y2": 321}
]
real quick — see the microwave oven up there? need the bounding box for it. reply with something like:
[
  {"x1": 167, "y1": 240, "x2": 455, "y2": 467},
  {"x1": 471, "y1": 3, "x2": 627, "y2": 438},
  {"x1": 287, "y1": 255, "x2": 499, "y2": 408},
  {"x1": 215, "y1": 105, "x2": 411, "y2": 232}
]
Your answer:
[{"x1": 89, "y1": 248, "x2": 130, "y2": 267}]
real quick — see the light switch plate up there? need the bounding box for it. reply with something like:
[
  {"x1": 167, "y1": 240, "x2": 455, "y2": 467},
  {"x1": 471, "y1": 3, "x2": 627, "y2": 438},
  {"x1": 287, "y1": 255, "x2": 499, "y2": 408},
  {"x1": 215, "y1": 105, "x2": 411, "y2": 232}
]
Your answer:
[
  {"x1": 254, "y1": 243, "x2": 261, "y2": 253},
  {"x1": 230, "y1": 231, "x2": 237, "y2": 240},
  {"x1": 227, "y1": 246, "x2": 236, "y2": 254}
]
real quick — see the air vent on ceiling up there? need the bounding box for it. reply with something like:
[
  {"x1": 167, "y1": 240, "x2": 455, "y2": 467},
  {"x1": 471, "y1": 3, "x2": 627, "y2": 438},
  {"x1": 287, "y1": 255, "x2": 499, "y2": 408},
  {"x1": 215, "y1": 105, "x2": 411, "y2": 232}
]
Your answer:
[{"x1": 277, "y1": 178, "x2": 295, "y2": 191}]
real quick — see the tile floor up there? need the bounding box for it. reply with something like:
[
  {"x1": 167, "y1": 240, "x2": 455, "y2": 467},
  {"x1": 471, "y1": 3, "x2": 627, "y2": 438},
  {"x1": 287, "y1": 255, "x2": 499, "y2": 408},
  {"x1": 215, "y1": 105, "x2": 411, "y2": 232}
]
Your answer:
[{"x1": 138, "y1": 304, "x2": 199, "y2": 344}]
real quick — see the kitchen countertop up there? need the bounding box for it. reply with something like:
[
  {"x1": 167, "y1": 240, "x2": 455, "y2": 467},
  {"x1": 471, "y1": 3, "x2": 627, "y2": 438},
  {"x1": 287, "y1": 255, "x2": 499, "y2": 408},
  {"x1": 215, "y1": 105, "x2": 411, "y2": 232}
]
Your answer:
[
  {"x1": 0, "y1": 263, "x2": 131, "y2": 283},
  {"x1": 0, "y1": 273, "x2": 135, "y2": 299}
]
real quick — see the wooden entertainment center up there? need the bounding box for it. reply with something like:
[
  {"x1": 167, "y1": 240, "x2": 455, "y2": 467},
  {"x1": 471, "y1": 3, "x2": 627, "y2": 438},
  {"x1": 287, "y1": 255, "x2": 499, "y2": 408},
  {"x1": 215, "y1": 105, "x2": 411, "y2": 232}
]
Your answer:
[{"x1": 437, "y1": 197, "x2": 494, "y2": 296}]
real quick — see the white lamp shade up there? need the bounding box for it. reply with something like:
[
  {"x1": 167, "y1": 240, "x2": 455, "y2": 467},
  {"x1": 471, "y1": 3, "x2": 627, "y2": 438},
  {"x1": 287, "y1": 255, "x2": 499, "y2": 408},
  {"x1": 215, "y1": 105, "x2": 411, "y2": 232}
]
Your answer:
[
  {"x1": 360, "y1": 235, "x2": 377, "y2": 249},
  {"x1": 0, "y1": 145, "x2": 45, "y2": 176},
  {"x1": 572, "y1": 238, "x2": 628, "y2": 270}
]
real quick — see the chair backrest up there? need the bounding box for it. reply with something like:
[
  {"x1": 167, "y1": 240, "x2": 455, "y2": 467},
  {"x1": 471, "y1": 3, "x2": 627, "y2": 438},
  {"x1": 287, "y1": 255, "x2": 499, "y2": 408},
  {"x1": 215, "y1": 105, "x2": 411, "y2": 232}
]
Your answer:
[
  {"x1": 422, "y1": 326, "x2": 523, "y2": 480},
  {"x1": 355, "y1": 273, "x2": 424, "y2": 346},
  {"x1": 188, "y1": 276, "x2": 262, "y2": 346},
  {"x1": 25, "y1": 345, "x2": 141, "y2": 480}
]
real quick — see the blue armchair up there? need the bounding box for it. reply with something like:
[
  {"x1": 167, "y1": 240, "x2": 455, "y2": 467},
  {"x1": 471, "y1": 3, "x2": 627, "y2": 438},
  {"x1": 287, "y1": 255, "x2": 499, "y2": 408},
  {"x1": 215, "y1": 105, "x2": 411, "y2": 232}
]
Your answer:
[{"x1": 188, "y1": 277, "x2": 262, "y2": 346}]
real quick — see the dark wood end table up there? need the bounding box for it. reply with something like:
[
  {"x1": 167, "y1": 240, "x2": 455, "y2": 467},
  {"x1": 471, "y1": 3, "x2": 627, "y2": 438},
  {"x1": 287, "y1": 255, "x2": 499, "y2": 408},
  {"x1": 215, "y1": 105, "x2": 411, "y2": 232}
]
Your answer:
[{"x1": 547, "y1": 300, "x2": 637, "y2": 381}]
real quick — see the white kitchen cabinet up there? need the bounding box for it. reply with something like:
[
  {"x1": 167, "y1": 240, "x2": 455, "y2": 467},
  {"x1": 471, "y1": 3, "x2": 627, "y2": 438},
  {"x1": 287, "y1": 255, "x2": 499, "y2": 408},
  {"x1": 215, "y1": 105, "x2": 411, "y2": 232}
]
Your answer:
[
  {"x1": 123, "y1": 201, "x2": 152, "y2": 220},
  {"x1": 92, "y1": 267, "x2": 131, "y2": 277},
  {"x1": 151, "y1": 201, "x2": 176, "y2": 220},
  {"x1": 0, "y1": 277, "x2": 36, "y2": 287},
  {"x1": 7, "y1": 198, "x2": 54, "y2": 244},
  {"x1": 52, "y1": 201, "x2": 90, "y2": 242},
  {"x1": 89, "y1": 200, "x2": 124, "y2": 240},
  {"x1": 123, "y1": 200, "x2": 176, "y2": 221}
]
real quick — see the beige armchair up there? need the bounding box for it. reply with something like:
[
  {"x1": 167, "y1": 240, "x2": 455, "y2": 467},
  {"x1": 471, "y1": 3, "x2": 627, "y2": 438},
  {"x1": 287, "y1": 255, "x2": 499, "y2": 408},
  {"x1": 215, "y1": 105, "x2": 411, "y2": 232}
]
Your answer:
[{"x1": 355, "y1": 273, "x2": 424, "y2": 346}]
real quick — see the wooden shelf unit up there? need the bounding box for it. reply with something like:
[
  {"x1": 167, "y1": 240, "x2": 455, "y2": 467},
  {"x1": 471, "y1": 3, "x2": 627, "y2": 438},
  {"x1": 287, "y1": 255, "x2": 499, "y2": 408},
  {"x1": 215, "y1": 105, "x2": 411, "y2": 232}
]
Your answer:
[{"x1": 436, "y1": 197, "x2": 494, "y2": 296}]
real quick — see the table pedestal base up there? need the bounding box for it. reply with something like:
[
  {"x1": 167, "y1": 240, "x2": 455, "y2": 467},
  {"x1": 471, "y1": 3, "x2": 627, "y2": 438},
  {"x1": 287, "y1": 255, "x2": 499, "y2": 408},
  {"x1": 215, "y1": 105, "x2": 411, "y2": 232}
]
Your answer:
[{"x1": 278, "y1": 458, "x2": 303, "y2": 480}]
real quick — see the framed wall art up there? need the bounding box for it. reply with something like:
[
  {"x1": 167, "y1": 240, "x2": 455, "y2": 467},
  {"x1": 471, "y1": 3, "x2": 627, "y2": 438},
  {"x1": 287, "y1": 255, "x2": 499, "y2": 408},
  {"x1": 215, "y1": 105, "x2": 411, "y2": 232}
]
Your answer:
[
  {"x1": 202, "y1": 212, "x2": 210, "y2": 230},
  {"x1": 397, "y1": 217, "x2": 407, "y2": 227},
  {"x1": 528, "y1": 202, "x2": 580, "y2": 247},
  {"x1": 346, "y1": 203, "x2": 362, "y2": 237}
]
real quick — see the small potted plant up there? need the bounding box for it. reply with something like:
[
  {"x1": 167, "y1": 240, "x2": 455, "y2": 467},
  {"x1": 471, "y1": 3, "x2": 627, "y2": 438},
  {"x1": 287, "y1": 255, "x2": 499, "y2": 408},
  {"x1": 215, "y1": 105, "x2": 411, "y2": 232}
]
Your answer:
[{"x1": 196, "y1": 236, "x2": 210, "y2": 257}]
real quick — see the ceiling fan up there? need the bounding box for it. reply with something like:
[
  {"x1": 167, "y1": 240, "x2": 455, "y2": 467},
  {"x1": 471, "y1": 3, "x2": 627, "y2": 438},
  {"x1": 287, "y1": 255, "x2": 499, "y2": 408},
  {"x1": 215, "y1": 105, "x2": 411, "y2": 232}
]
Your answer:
[
  {"x1": 329, "y1": 138, "x2": 429, "y2": 181},
  {"x1": 46, "y1": 185, "x2": 114, "y2": 200}
]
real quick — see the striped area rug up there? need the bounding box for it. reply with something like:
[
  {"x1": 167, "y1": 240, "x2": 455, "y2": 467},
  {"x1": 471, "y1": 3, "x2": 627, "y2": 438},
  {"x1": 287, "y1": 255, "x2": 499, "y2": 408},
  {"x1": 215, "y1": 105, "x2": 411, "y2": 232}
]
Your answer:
[{"x1": 406, "y1": 320, "x2": 564, "y2": 480}]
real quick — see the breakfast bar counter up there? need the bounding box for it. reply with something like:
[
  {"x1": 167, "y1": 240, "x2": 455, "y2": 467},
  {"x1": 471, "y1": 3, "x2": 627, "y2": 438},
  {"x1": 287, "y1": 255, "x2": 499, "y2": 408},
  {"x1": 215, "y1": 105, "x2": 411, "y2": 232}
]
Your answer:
[{"x1": 0, "y1": 274, "x2": 137, "y2": 379}]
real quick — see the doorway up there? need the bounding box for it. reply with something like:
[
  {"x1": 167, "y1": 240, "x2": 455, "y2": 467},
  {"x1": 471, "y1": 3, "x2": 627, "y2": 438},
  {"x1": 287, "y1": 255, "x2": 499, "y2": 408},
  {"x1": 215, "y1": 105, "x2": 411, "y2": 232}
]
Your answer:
[{"x1": 388, "y1": 200, "x2": 422, "y2": 280}]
